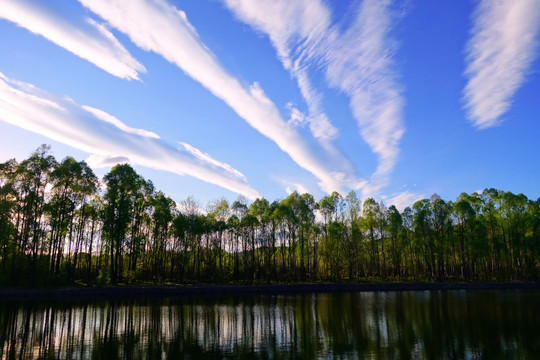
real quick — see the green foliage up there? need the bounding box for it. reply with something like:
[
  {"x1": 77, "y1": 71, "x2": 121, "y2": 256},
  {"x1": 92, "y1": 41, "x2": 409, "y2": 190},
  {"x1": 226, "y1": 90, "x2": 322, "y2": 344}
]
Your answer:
[{"x1": 1, "y1": 145, "x2": 539, "y2": 288}]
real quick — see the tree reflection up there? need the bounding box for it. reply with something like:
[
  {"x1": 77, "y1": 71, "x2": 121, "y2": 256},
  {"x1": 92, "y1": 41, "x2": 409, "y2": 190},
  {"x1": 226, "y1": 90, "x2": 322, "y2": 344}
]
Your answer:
[{"x1": 0, "y1": 290, "x2": 539, "y2": 359}]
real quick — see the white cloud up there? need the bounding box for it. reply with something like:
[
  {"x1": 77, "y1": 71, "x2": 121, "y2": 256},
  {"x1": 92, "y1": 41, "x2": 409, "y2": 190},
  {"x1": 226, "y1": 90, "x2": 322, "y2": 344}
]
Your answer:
[
  {"x1": 284, "y1": 182, "x2": 310, "y2": 195},
  {"x1": 0, "y1": 0, "x2": 145, "y2": 80},
  {"x1": 179, "y1": 141, "x2": 246, "y2": 182},
  {"x1": 0, "y1": 72, "x2": 260, "y2": 199},
  {"x1": 286, "y1": 103, "x2": 307, "y2": 127},
  {"x1": 463, "y1": 0, "x2": 540, "y2": 129},
  {"x1": 293, "y1": 67, "x2": 339, "y2": 141},
  {"x1": 387, "y1": 191, "x2": 424, "y2": 212},
  {"x1": 223, "y1": 0, "x2": 404, "y2": 197},
  {"x1": 82, "y1": 106, "x2": 159, "y2": 139},
  {"x1": 223, "y1": 0, "x2": 338, "y2": 139},
  {"x1": 85, "y1": 154, "x2": 130, "y2": 168},
  {"x1": 324, "y1": 0, "x2": 404, "y2": 188},
  {"x1": 78, "y1": 0, "x2": 361, "y2": 194}
]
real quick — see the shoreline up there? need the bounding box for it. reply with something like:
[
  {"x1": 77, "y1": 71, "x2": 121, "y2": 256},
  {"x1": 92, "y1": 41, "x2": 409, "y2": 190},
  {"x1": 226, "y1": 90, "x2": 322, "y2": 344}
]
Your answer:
[{"x1": 1, "y1": 282, "x2": 539, "y2": 301}]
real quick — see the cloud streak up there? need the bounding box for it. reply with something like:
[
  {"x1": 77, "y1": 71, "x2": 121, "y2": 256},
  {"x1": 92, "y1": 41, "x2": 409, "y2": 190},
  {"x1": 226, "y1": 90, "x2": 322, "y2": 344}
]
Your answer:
[
  {"x1": 325, "y1": 0, "x2": 404, "y2": 188},
  {"x1": 463, "y1": 0, "x2": 540, "y2": 129},
  {"x1": 82, "y1": 106, "x2": 160, "y2": 139},
  {"x1": 0, "y1": 72, "x2": 260, "y2": 199},
  {"x1": 387, "y1": 191, "x2": 424, "y2": 212},
  {"x1": 223, "y1": 1, "x2": 339, "y2": 139},
  {"x1": 223, "y1": 0, "x2": 404, "y2": 196},
  {"x1": 77, "y1": 0, "x2": 361, "y2": 194},
  {"x1": 0, "y1": 0, "x2": 145, "y2": 80},
  {"x1": 179, "y1": 142, "x2": 247, "y2": 182},
  {"x1": 285, "y1": 183, "x2": 310, "y2": 196}
]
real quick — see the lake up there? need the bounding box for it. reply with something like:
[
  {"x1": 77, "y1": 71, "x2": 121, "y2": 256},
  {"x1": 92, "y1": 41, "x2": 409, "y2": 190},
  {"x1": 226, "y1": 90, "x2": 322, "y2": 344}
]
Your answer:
[{"x1": 1, "y1": 290, "x2": 539, "y2": 359}]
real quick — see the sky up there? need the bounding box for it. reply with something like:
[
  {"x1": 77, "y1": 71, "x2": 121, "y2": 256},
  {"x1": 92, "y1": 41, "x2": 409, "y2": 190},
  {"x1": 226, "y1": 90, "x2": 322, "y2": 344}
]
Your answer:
[{"x1": 1, "y1": 0, "x2": 539, "y2": 211}]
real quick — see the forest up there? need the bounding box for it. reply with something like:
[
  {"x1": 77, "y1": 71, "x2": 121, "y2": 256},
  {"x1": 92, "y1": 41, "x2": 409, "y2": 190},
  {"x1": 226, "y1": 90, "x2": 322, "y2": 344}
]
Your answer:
[{"x1": 0, "y1": 145, "x2": 539, "y2": 287}]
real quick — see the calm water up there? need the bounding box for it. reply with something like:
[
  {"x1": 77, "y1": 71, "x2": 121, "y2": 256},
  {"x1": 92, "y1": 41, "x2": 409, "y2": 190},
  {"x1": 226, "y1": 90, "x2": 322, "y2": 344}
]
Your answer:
[{"x1": 0, "y1": 290, "x2": 539, "y2": 359}]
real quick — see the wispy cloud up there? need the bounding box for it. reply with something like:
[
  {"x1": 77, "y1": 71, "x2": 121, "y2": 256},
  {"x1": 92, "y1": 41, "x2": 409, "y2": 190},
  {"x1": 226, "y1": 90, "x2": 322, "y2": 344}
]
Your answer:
[
  {"x1": 463, "y1": 0, "x2": 540, "y2": 129},
  {"x1": 223, "y1": 1, "x2": 339, "y2": 138},
  {"x1": 285, "y1": 183, "x2": 310, "y2": 196},
  {"x1": 77, "y1": 0, "x2": 361, "y2": 194},
  {"x1": 179, "y1": 141, "x2": 246, "y2": 182},
  {"x1": 0, "y1": 0, "x2": 145, "y2": 80},
  {"x1": 85, "y1": 154, "x2": 130, "y2": 168},
  {"x1": 279, "y1": 178, "x2": 311, "y2": 196},
  {"x1": 0, "y1": 72, "x2": 260, "y2": 199},
  {"x1": 82, "y1": 106, "x2": 159, "y2": 139},
  {"x1": 387, "y1": 191, "x2": 424, "y2": 212},
  {"x1": 223, "y1": 0, "x2": 404, "y2": 196},
  {"x1": 324, "y1": 0, "x2": 404, "y2": 190}
]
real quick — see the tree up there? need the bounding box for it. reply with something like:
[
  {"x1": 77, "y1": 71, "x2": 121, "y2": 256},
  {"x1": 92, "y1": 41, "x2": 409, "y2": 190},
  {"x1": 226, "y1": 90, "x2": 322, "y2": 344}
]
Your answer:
[
  {"x1": 248, "y1": 198, "x2": 271, "y2": 281},
  {"x1": 430, "y1": 195, "x2": 451, "y2": 281},
  {"x1": 412, "y1": 199, "x2": 434, "y2": 280},
  {"x1": 48, "y1": 156, "x2": 98, "y2": 280},
  {"x1": 386, "y1": 205, "x2": 403, "y2": 277},
  {"x1": 102, "y1": 164, "x2": 144, "y2": 285},
  {"x1": 2, "y1": 144, "x2": 539, "y2": 286},
  {"x1": 362, "y1": 198, "x2": 381, "y2": 276},
  {"x1": 0, "y1": 159, "x2": 17, "y2": 279},
  {"x1": 453, "y1": 193, "x2": 476, "y2": 280},
  {"x1": 14, "y1": 145, "x2": 56, "y2": 283},
  {"x1": 319, "y1": 192, "x2": 341, "y2": 278},
  {"x1": 150, "y1": 191, "x2": 175, "y2": 282},
  {"x1": 207, "y1": 198, "x2": 230, "y2": 279}
]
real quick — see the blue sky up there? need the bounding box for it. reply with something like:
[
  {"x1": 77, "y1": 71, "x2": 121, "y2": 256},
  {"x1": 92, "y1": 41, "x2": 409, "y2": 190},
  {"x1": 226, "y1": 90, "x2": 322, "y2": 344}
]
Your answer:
[{"x1": 1, "y1": 0, "x2": 539, "y2": 210}]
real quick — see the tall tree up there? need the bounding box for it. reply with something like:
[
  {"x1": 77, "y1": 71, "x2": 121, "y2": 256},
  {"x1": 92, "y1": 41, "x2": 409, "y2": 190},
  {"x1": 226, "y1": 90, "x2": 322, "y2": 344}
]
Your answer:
[
  {"x1": 48, "y1": 156, "x2": 98, "y2": 279},
  {"x1": 102, "y1": 164, "x2": 143, "y2": 285},
  {"x1": 0, "y1": 159, "x2": 17, "y2": 278},
  {"x1": 14, "y1": 145, "x2": 56, "y2": 283},
  {"x1": 150, "y1": 191, "x2": 175, "y2": 282},
  {"x1": 362, "y1": 198, "x2": 381, "y2": 276},
  {"x1": 386, "y1": 205, "x2": 403, "y2": 278}
]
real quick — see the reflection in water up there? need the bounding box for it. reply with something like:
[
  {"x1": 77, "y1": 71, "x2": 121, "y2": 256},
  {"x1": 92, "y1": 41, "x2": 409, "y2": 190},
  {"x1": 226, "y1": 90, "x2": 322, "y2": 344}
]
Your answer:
[{"x1": 0, "y1": 290, "x2": 539, "y2": 359}]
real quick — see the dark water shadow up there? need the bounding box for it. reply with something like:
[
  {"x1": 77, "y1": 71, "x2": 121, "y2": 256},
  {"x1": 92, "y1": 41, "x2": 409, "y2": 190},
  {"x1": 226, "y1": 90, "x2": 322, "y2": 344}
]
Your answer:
[{"x1": 0, "y1": 290, "x2": 539, "y2": 359}]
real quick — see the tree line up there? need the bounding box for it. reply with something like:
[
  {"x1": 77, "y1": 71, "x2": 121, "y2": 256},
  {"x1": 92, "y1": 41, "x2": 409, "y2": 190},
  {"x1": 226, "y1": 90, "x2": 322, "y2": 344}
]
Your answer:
[{"x1": 1, "y1": 145, "x2": 539, "y2": 287}]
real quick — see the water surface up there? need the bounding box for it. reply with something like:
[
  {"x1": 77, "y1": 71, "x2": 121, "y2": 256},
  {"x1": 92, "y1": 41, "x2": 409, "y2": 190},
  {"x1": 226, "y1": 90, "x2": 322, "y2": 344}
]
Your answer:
[{"x1": 1, "y1": 290, "x2": 539, "y2": 359}]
